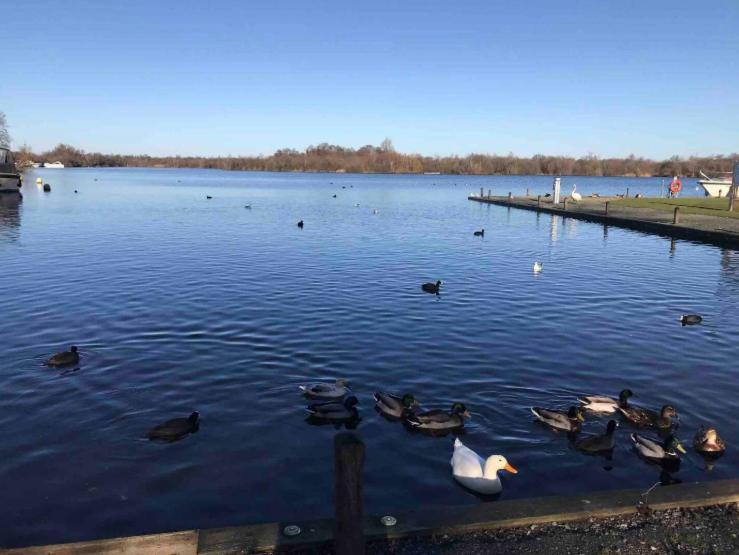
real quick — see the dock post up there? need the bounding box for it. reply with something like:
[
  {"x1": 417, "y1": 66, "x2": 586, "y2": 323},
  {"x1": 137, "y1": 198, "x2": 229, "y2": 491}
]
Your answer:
[
  {"x1": 526, "y1": 187, "x2": 530, "y2": 197},
  {"x1": 673, "y1": 207, "x2": 680, "y2": 224},
  {"x1": 605, "y1": 201, "x2": 609, "y2": 216},
  {"x1": 537, "y1": 195, "x2": 541, "y2": 208},
  {"x1": 487, "y1": 189, "x2": 491, "y2": 198},
  {"x1": 508, "y1": 192, "x2": 512, "y2": 203},
  {"x1": 335, "y1": 433, "x2": 365, "y2": 555},
  {"x1": 480, "y1": 187, "x2": 484, "y2": 198},
  {"x1": 563, "y1": 198, "x2": 567, "y2": 210},
  {"x1": 626, "y1": 187, "x2": 630, "y2": 198}
]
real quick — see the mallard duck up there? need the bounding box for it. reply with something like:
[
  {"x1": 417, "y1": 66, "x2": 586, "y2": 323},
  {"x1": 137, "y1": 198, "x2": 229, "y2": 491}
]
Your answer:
[
  {"x1": 579, "y1": 389, "x2": 634, "y2": 414},
  {"x1": 631, "y1": 432, "x2": 685, "y2": 460},
  {"x1": 406, "y1": 403, "x2": 470, "y2": 430},
  {"x1": 374, "y1": 392, "x2": 420, "y2": 418},
  {"x1": 618, "y1": 404, "x2": 677, "y2": 429},
  {"x1": 451, "y1": 438, "x2": 517, "y2": 495},
  {"x1": 306, "y1": 396, "x2": 359, "y2": 421},
  {"x1": 421, "y1": 280, "x2": 442, "y2": 294},
  {"x1": 473, "y1": 229, "x2": 484, "y2": 237},
  {"x1": 147, "y1": 412, "x2": 200, "y2": 442},
  {"x1": 299, "y1": 378, "x2": 349, "y2": 400},
  {"x1": 531, "y1": 406, "x2": 584, "y2": 432},
  {"x1": 45, "y1": 346, "x2": 79, "y2": 367},
  {"x1": 297, "y1": 220, "x2": 304, "y2": 228},
  {"x1": 574, "y1": 420, "x2": 618, "y2": 453},
  {"x1": 693, "y1": 426, "x2": 726, "y2": 455},
  {"x1": 680, "y1": 314, "x2": 702, "y2": 326},
  {"x1": 206, "y1": 195, "x2": 212, "y2": 199}
]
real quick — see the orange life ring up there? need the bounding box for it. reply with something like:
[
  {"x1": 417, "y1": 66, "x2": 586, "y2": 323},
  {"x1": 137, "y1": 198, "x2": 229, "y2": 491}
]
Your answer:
[{"x1": 670, "y1": 179, "x2": 682, "y2": 193}]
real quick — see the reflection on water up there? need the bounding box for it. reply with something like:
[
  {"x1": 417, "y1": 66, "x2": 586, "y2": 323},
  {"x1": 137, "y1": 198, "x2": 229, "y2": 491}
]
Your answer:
[
  {"x1": 0, "y1": 193, "x2": 21, "y2": 242},
  {"x1": 0, "y1": 168, "x2": 737, "y2": 548}
]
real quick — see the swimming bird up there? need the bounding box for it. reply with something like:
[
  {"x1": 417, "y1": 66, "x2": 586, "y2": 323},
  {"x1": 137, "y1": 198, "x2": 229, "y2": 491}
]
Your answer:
[
  {"x1": 631, "y1": 432, "x2": 685, "y2": 460},
  {"x1": 693, "y1": 426, "x2": 726, "y2": 455},
  {"x1": 297, "y1": 220, "x2": 304, "y2": 228},
  {"x1": 680, "y1": 314, "x2": 702, "y2": 326},
  {"x1": 206, "y1": 195, "x2": 212, "y2": 199},
  {"x1": 374, "y1": 392, "x2": 420, "y2": 419},
  {"x1": 570, "y1": 184, "x2": 582, "y2": 202},
  {"x1": 45, "y1": 346, "x2": 80, "y2": 367},
  {"x1": 306, "y1": 396, "x2": 359, "y2": 421},
  {"x1": 531, "y1": 406, "x2": 584, "y2": 432},
  {"x1": 451, "y1": 438, "x2": 518, "y2": 495},
  {"x1": 373, "y1": 209, "x2": 379, "y2": 214},
  {"x1": 74, "y1": 190, "x2": 78, "y2": 194},
  {"x1": 244, "y1": 204, "x2": 251, "y2": 209},
  {"x1": 355, "y1": 203, "x2": 360, "y2": 207},
  {"x1": 574, "y1": 420, "x2": 618, "y2": 453},
  {"x1": 618, "y1": 404, "x2": 678, "y2": 429},
  {"x1": 578, "y1": 389, "x2": 634, "y2": 414},
  {"x1": 473, "y1": 229, "x2": 485, "y2": 237},
  {"x1": 421, "y1": 280, "x2": 442, "y2": 295},
  {"x1": 406, "y1": 403, "x2": 471, "y2": 431},
  {"x1": 147, "y1": 412, "x2": 200, "y2": 442},
  {"x1": 299, "y1": 378, "x2": 350, "y2": 400},
  {"x1": 544, "y1": 193, "x2": 552, "y2": 198},
  {"x1": 533, "y1": 261, "x2": 543, "y2": 273},
  {"x1": 332, "y1": 194, "x2": 337, "y2": 198}
]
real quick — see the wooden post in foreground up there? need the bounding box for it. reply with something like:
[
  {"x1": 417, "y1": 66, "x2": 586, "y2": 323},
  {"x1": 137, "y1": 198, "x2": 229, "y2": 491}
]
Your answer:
[
  {"x1": 563, "y1": 197, "x2": 568, "y2": 210},
  {"x1": 605, "y1": 201, "x2": 609, "y2": 216},
  {"x1": 729, "y1": 162, "x2": 738, "y2": 212},
  {"x1": 673, "y1": 207, "x2": 680, "y2": 224},
  {"x1": 335, "y1": 433, "x2": 365, "y2": 555}
]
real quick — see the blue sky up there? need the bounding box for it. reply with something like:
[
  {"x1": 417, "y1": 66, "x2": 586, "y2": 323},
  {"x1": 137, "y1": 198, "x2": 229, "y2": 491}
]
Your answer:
[{"x1": 3, "y1": 0, "x2": 738, "y2": 158}]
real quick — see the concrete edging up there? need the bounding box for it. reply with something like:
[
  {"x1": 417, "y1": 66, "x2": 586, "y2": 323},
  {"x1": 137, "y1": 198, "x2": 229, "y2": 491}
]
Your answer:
[
  {"x1": 469, "y1": 195, "x2": 739, "y2": 248},
  {"x1": 4, "y1": 479, "x2": 739, "y2": 554}
]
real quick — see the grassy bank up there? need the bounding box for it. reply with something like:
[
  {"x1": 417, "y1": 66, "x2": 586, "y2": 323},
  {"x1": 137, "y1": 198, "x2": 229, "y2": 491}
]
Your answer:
[{"x1": 615, "y1": 197, "x2": 739, "y2": 219}]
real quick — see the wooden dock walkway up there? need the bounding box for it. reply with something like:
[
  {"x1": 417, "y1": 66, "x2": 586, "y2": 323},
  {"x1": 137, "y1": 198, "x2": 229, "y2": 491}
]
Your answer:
[{"x1": 469, "y1": 195, "x2": 739, "y2": 248}]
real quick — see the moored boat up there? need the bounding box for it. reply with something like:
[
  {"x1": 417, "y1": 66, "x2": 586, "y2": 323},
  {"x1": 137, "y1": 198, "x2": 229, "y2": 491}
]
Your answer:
[
  {"x1": 43, "y1": 161, "x2": 65, "y2": 169},
  {"x1": 0, "y1": 148, "x2": 22, "y2": 194},
  {"x1": 698, "y1": 170, "x2": 736, "y2": 197}
]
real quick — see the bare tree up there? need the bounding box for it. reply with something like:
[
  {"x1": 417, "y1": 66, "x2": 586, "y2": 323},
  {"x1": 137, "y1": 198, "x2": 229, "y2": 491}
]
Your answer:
[{"x1": 0, "y1": 112, "x2": 10, "y2": 148}]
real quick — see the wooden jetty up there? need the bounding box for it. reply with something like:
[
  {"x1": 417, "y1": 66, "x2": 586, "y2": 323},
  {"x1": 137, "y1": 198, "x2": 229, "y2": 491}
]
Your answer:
[{"x1": 469, "y1": 194, "x2": 739, "y2": 248}]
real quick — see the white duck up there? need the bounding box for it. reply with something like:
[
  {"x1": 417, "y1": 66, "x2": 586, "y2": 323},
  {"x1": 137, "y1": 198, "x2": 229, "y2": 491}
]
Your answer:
[
  {"x1": 570, "y1": 184, "x2": 582, "y2": 202},
  {"x1": 450, "y1": 438, "x2": 517, "y2": 495},
  {"x1": 533, "y1": 261, "x2": 543, "y2": 273}
]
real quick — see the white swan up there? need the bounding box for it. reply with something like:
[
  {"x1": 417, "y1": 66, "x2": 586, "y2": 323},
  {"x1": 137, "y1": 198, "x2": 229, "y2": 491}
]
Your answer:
[
  {"x1": 570, "y1": 184, "x2": 582, "y2": 202},
  {"x1": 533, "y1": 261, "x2": 543, "y2": 273},
  {"x1": 451, "y1": 438, "x2": 517, "y2": 495}
]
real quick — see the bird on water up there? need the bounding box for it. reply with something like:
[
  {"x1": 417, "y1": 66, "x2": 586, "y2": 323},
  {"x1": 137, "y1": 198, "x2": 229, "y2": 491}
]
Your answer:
[
  {"x1": 299, "y1": 378, "x2": 350, "y2": 400},
  {"x1": 45, "y1": 346, "x2": 80, "y2": 367},
  {"x1": 406, "y1": 402, "x2": 471, "y2": 431},
  {"x1": 147, "y1": 412, "x2": 200, "y2": 442},
  {"x1": 421, "y1": 280, "x2": 442, "y2": 295},
  {"x1": 297, "y1": 220, "x2": 304, "y2": 228},
  {"x1": 680, "y1": 314, "x2": 702, "y2": 326},
  {"x1": 473, "y1": 229, "x2": 484, "y2": 237}
]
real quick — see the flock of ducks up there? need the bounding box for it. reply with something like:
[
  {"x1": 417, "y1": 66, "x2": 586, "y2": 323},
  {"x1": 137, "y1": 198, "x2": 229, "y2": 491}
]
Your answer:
[{"x1": 292, "y1": 379, "x2": 726, "y2": 496}]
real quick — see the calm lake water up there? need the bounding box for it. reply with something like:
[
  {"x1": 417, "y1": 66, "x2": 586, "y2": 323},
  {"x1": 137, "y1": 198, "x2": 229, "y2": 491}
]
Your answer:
[{"x1": 1, "y1": 169, "x2": 736, "y2": 547}]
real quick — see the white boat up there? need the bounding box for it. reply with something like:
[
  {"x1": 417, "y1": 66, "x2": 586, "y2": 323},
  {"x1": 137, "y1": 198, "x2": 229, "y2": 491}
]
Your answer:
[
  {"x1": 698, "y1": 170, "x2": 736, "y2": 197},
  {"x1": 0, "y1": 148, "x2": 22, "y2": 194},
  {"x1": 43, "y1": 161, "x2": 65, "y2": 169}
]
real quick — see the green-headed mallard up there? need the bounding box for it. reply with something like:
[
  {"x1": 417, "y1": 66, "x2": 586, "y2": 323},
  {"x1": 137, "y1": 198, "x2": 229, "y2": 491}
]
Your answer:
[
  {"x1": 147, "y1": 412, "x2": 200, "y2": 442},
  {"x1": 421, "y1": 280, "x2": 442, "y2": 295},
  {"x1": 578, "y1": 389, "x2": 633, "y2": 414},
  {"x1": 531, "y1": 406, "x2": 584, "y2": 432},
  {"x1": 693, "y1": 426, "x2": 726, "y2": 455},
  {"x1": 45, "y1": 345, "x2": 79, "y2": 367},
  {"x1": 618, "y1": 404, "x2": 677, "y2": 429},
  {"x1": 306, "y1": 396, "x2": 359, "y2": 421},
  {"x1": 374, "y1": 392, "x2": 420, "y2": 419},
  {"x1": 299, "y1": 378, "x2": 349, "y2": 400},
  {"x1": 574, "y1": 420, "x2": 618, "y2": 453},
  {"x1": 631, "y1": 432, "x2": 685, "y2": 460},
  {"x1": 406, "y1": 402, "x2": 470, "y2": 430}
]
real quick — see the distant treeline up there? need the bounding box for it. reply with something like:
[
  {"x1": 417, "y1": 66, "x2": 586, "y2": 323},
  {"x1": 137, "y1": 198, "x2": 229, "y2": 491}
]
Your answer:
[{"x1": 14, "y1": 141, "x2": 738, "y2": 177}]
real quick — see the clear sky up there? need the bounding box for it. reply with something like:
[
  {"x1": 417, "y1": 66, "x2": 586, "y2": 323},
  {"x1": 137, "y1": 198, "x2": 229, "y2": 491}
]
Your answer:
[{"x1": 3, "y1": 0, "x2": 738, "y2": 158}]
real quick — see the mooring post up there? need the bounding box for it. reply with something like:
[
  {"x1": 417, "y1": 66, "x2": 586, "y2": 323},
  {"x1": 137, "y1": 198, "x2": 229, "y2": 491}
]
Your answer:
[
  {"x1": 605, "y1": 201, "x2": 609, "y2": 216},
  {"x1": 673, "y1": 206, "x2": 680, "y2": 224},
  {"x1": 626, "y1": 187, "x2": 630, "y2": 198},
  {"x1": 335, "y1": 432, "x2": 365, "y2": 555},
  {"x1": 480, "y1": 187, "x2": 483, "y2": 198},
  {"x1": 526, "y1": 187, "x2": 530, "y2": 197},
  {"x1": 487, "y1": 188, "x2": 491, "y2": 198},
  {"x1": 537, "y1": 195, "x2": 541, "y2": 208},
  {"x1": 563, "y1": 197, "x2": 567, "y2": 210},
  {"x1": 508, "y1": 191, "x2": 512, "y2": 203}
]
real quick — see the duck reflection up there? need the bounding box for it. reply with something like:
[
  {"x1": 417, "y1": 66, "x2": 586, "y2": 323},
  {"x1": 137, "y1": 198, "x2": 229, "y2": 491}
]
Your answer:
[{"x1": 0, "y1": 193, "x2": 21, "y2": 241}]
